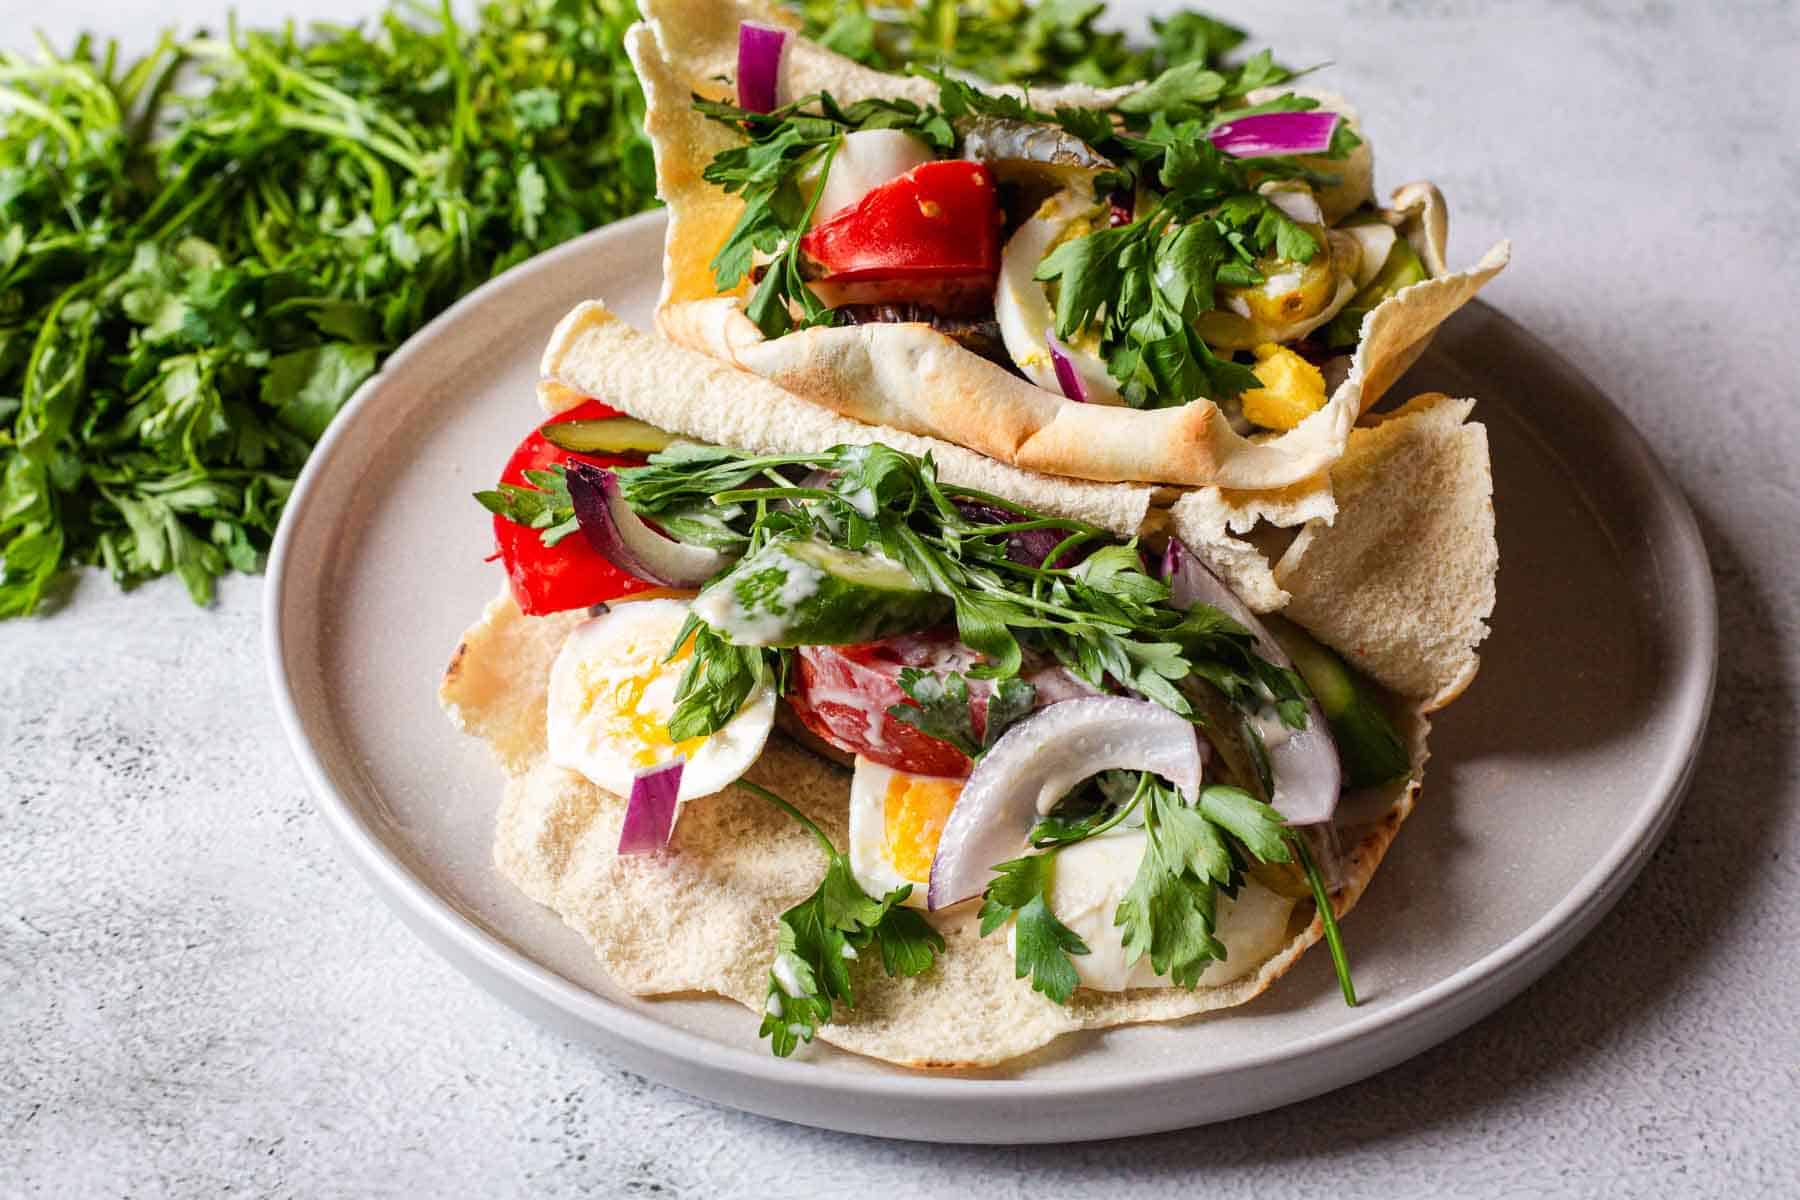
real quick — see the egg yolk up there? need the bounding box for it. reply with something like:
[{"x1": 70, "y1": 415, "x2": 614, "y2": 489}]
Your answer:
[
  {"x1": 579, "y1": 633, "x2": 706, "y2": 768},
  {"x1": 883, "y1": 774, "x2": 964, "y2": 883},
  {"x1": 1240, "y1": 342, "x2": 1327, "y2": 431}
]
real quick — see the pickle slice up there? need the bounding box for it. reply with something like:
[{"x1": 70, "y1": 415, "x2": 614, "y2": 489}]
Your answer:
[{"x1": 541, "y1": 416, "x2": 676, "y2": 454}]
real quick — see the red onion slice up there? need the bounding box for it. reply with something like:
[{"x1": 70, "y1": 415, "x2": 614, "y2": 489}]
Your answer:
[
  {"x1": 950, "y1": 499, "x2": 1090, "y2": 569},
  {"x1": 566, "y1": 462, "x2": 730, "y2": 589},
  {"x1": 1045, "y1": 328, "x2": 1089, "y2": 402},
  {"x1": 1161, "y1": 537, "x2": 1340, "y2": 825},
  {"x1": 1209, "y1": 111, "x2": 1340, "y2": 159},
  {"x1": 736, "y1": 21, "x2": 788, "y2": 114},
  {"x1": 926, "y1": 697, "x2": 1208, "y2": 910},
  {"x1": 619, "y1": 760, "x2": 684, "y2": 854}
]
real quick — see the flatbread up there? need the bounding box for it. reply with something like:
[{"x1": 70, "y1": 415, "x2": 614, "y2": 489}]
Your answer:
[
  {"x1": 442, "y1": 309, "x2": 1498, "y2": 1069},
  {"x1": 1274, "y1": 393, "x2": 1499, "y2": 710},
  {"x1": 627, "y1": 0, "x2": 1510, "y2": 488},
  {"x1": 446, "y1": 590, "x2": 1427, "y2": 1069},
  {"x1": 541, "y1": 300, "x2": 1156, "y2": 536}
]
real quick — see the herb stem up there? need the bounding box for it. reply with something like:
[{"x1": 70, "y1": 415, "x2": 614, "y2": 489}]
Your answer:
[
  {"x1": 738, "y1": 780, "x2": 837, "y2": 860},
  {"x1": 1290, "y1": 830, "x2": 1357, "y2": 1006}
]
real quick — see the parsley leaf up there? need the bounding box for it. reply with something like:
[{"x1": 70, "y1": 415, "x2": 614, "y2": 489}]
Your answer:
[
  {"x1": 474, "y1": 466, "x2": 580, "y2": 547},
  {"x1": 741, "y1": 781, "x2": 945, "y2": 1057},
  {"x1": 979, "y1": 853, "x2": 1090, "y2": 1003},
  {"x1": 665, "y1": 619, "x2": 778, "y2": 742},
  {"x1": 888, "y1": 669, "x2": 1037, "y2": 759},
  {"x1": 1115, "y1": 781, "x2": 1290, "y2": 987}
]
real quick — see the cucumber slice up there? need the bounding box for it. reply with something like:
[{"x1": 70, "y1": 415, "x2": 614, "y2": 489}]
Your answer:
[
  {"x1": 1322, "y1": 236, "x2": 1429, "y2": 349},
  {"x1": 541, "y1": 416, "x2": 676, "y2": 454},
  {"x1": 692, "y1": 537, "x2": 950, "y2": 646},
  {"x1": 1269, "y1": 622, "x2": 1410, "y2": 787}
]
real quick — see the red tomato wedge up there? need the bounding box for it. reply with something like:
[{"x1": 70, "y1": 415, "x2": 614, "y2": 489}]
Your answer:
[
  {"x1": 798, "y1": 161, "x2": 1000, "y2": 306},
  {"x1": 494, "y1": 398, "x2": 659, "y2": 615},
  {"x1": 787, "y1": 634, "x2": 985, "y2": 778}
]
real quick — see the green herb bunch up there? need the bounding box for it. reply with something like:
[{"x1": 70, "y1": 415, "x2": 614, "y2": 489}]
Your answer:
[
  {"x1": 0, "y1": 0, "x2": 650, "y2": 616},
  {"x1": 3, "y1": 0, "x2": 1227, "y2": 618}
]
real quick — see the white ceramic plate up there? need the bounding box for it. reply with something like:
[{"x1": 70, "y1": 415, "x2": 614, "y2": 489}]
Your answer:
[{"x1": 264, "y1": 211, "x2": 1715, "y2": 1143}]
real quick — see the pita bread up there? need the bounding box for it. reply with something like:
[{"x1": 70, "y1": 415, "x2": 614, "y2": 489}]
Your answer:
[
  {"x1": 446, "y1": 590, "x2": 1428, "y2": 1069},
  {"x1": 627, "y1": 0, "x2": 1509, "y2": 488},
  {"x1": 442, "y1": 308, "x2": 1498, "y2": 1069}
]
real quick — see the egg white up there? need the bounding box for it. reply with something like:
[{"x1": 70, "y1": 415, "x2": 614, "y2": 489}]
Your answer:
[
  {"x1": 994, "y1": 190, "x2": 1125, "y2": 405},
  {"x1": 545, "y1": 598, "x2": 774, "y2": 802},
  {"x1": 1008, "y1": 830, "x2": 1297, "y2": 991},
  {"x1": 801, "y1": 129, "x2": 934, "y2": 227},
  {"x1": 848, "y1": 757, "x2": 964, "y2": 909}
]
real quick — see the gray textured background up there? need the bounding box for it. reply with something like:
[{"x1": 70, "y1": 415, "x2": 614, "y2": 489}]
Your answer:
[{"x1": 4, "y1": 1, "x2": 1798, "y2": 1196}]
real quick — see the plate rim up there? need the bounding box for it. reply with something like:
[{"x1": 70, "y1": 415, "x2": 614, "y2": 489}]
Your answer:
[{"x1": 262, "y1": 212, "x2": 1718, "y2": 1136}]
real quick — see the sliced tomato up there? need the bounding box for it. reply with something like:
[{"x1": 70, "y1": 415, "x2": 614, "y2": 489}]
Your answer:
[
  {"x1": 788, "y1": 633, "x2": 983, "y2": 778},
  {"x1": 494, "y1": 398, "x2": 659, "y2": 615},
  {"x1": 799, "y1": 161, "x2": 1000, "y2": 305}
]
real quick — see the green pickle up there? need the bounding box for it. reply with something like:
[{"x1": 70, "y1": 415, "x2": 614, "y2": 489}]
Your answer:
[
  {"x1": 541, "y1": 416, "x2": 677, "y2": 454},
  {"x1": 1322, "y1": 236, "x2": 1429, "y2": 349},
  {"x1": 1270, "y1": 620, "x2": 1411, "y2": 787},
  {"x1": 692, "y1": 537, "x2": 951, "y2": 647}
]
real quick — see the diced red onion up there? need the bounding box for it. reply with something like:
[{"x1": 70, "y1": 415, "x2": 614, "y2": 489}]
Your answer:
[
  {"x1": 736, "y1": 21, "x2": 789, "y2": 114},
  {"x1": 1209, "y1": 111, "x2": 1340, "y2": 160},
  {"x1": 1161, "y1": 537, "x2": 1341, "y2": 825},
  {"x1": 926, "y1": 697, "x2": 1209, "y2": 910},
  {"x1": 618, "y1": 760, "x2": 684, "y2": 854},
  {"x1": 1045, "y1": 328, "x2": 1088, "y2": 402},
  {"x1": 1107, "y1": 191, "x2": 1134, "y2": 227},
  {"x1": 566, "y1": 462, "x2": 730, "y2": 588}
]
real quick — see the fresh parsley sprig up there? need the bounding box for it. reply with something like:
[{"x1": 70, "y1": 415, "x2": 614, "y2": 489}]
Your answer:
[
  {"x1": 740, "y1": 780, "x2": 945, "y2": 1057},
  {"x1": 979, "y1": 852, "x2": 1091, "y2": 1003},
  {"x1": 473, "y1": 465, "x2": 579, "y2": 546},
  {"x1": 611, "y1": 440, "x2": 1299, "y2": 742},
  {"x1": 980, "y1": 774, "x2": 1357, "y2": 1005},
  {"x1": 888, "y1": 668, "x2": 1036, "y2": 759},
  {"x1": 1116, "y1": 781, "x2": 1287, "y2": 987}
]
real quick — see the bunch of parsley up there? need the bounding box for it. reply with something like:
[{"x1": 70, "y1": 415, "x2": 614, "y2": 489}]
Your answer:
[
  {"x1": 0, "y1": 0, "x2": 651, "y2": 617},
  {"x1": 3, "y1": 0, "x2": 1238, "y2": 619}
]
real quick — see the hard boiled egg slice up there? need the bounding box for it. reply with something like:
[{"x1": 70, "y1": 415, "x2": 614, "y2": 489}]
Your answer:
[
  {"x1": 995, "y1": 190, "x2": 1124, "y2": 405},
  {"x1": 848, "y1": 757, "x2": 965, "y2": 909},
  {"x1": 546, "y1": 598, "x2": 775, "y2": 801},
  {"x1": 800, "y1": 129, "x2": 935, "y2": 227},
  {"x1": 1008, "y1": 831, "x2": 1297, "y2": 991}
]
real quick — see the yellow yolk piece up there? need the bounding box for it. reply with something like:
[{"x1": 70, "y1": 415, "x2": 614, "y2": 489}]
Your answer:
[
  {"x1": 578, "y1": 636, "x2": 705, "y2": 769},
  {"x1": 882, "y1": 774, "x2": 964, "y2": 883},
  {"x1": 1240, "y1": 342, "x2": 1328, "y2": 431}
]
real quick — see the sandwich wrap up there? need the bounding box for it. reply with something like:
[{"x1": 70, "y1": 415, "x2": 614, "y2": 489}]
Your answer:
[
  {"x1": 440, "y1": 304, "x2": 1497, "y2": 1067},
  {"x1": 625, "y1": 0, "x2": 1510, "y2": 491}
]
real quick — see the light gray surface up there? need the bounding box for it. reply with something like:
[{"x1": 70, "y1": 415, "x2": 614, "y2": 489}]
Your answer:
[{"x1": 3, "y1": 0, "x2": 1797, "y2": 1195}]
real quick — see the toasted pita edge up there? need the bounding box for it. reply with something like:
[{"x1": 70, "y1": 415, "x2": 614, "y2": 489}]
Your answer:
[{"x1": 540, "y1": 299, "x2": 1154, "y2": 535}]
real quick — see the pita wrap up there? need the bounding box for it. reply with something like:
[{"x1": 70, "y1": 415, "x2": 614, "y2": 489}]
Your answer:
[
  {"x1": 627, "y1": 0, "x2": 1510, "y2": 488},
  {"x1": 441, "y1": 306, "x2": 1498, "y2": 1068}
]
